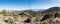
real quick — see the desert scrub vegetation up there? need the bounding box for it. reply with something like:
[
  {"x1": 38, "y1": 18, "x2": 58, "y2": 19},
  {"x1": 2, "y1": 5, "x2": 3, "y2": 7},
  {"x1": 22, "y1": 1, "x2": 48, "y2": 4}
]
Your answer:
[
  {"x1": 2, "y1": 9, "x2": 19, "y2": 18},
  {"x1": 2, "y1": 9, "x2": 12, "y2": 16},
  {"x1": 0, "y1": 9, "x2": 60, "y2": 24},
  {"x1": 12, "y1": 12, "x2": 19, "y2": 21},
  {"x1": 4, "y1": 18, "x2": 14, "y2": 24},
  {"x1": 54, "y1": 12, "x2": 60, "y2": 18},
  {"x1": 0, "y1": 9, "x2": 20, "y2": 24}
]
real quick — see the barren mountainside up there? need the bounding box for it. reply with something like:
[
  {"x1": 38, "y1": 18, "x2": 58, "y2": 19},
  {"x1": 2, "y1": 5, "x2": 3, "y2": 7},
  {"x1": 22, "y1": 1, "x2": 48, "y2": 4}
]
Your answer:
[{"x1": 42, "y1": 7, "x2": 60, "y2": 13}]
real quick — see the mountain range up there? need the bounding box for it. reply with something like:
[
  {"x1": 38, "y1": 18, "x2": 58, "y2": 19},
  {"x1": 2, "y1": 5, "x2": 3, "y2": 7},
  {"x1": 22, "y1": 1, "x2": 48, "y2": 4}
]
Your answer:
[{"x1": 7, "y1": 7, "x2": 60, "y2": 13}]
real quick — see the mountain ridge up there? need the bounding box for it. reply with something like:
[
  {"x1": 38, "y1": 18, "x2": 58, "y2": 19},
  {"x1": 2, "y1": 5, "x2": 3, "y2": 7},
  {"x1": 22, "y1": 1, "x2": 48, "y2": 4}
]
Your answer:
[{"x1": 42, "y1": 7, "x2": 60, "y2": 13}]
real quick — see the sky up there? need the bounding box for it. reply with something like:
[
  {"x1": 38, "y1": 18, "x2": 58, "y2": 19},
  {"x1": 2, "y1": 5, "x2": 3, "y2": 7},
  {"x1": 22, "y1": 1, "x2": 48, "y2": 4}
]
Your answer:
[{"x1": 0, "y1": 0, "x2": 60, "y2": 11}]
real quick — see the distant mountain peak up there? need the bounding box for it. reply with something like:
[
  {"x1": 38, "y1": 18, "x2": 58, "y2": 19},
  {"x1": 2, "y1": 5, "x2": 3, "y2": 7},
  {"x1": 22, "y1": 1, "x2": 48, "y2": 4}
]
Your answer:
[
  {"x1": 42, "y1": 7, "x2": 60, "y2": 13},
  {"x1": 49, "y1": 7, "x2": 60, "y2": 9}
]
